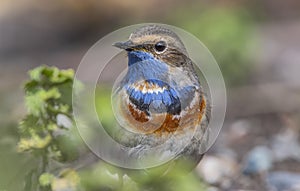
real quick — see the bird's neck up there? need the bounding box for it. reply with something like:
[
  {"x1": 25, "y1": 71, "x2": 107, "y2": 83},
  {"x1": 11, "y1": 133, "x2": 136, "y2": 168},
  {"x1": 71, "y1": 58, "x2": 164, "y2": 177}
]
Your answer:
[
  {"x1": 125, "y1": 51, "x2": 169, "y2": 84},
  {"x1": 127, "y1": 51, "x2": 154, "y2": 66}
]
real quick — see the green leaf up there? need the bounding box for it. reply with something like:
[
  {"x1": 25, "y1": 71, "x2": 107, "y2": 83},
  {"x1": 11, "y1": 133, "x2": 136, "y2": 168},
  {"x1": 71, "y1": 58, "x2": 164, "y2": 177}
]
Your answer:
[
  {"x1": 28, "y1": 66, "x2": 45, "y2": 82},
  {"x1": 39, "y1": 173, "x2": 55, "y2": 186},
  {"x1": 25, "y1": 93, "x2": 46, "y2": 117},
  {"x1": 19, "y1": 115, "x2": 39, "y2": 135},
  {"x1": 17, "y1": 134, "x2": 52, "y2": 151},
  {"x1": 24, "y1": 80, "x2": 39, "y2": 93},
  {"x1": 25, "y1": 88, "x2": 61, "y2": 116},
  {"x1": 47, "y1": 121, "x2": 58, "y2": 131}
]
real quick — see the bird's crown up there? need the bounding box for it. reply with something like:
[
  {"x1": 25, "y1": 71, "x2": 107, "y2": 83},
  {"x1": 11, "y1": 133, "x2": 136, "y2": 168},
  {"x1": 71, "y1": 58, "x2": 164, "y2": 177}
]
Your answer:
[{"x1": 114, "y1": 25, "x2": 188, "y2": 64}]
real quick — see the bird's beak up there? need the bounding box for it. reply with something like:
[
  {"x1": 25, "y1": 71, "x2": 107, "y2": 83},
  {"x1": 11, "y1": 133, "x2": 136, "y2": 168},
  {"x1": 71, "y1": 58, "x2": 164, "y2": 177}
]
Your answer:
[{"x1": 113, "y1": 40, "x2": 135, "y2": 51}]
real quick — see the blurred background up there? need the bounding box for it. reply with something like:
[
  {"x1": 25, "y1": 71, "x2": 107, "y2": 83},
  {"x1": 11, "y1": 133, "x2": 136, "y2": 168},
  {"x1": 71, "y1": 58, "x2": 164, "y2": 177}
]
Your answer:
[{"x1": 1, "y1": 0, "x2": 300, "y2": 190}]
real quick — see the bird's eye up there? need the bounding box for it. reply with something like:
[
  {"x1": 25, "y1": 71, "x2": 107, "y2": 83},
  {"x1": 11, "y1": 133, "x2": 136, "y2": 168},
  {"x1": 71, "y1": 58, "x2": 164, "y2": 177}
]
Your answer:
[{"x1": 154, "y1": 41, "x2": 167, "y2": 53}]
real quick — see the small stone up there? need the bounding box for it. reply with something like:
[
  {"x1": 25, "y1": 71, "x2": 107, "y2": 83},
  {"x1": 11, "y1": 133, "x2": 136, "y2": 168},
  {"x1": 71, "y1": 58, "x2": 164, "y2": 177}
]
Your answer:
[
  {"x1": 229, "y1": 119, "x2": 250, "y2": 141},
  {"x1": 197, "y1": 155, "x2": 237, "y2": 187},
  {"x1": 243, "y1": 146, "x2": 273, "y2": 175},
  {"x1": 267, "y1": 171, "x2": 300, "y2": 191},
  {"x1": 57, "y1": 114, "x2": 73, "y2": 129},
  {"x1": 271, "y1": 129, "x2": 300, "y2": 162}
]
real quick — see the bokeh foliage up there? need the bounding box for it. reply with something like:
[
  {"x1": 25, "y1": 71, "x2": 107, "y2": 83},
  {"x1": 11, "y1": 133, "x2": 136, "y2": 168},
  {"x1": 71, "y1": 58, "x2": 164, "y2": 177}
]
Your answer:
[
  {"x1": 16, "y1": 66, "x2": 207, "y2": 191},
  {"x1": 18, "y1": 66, "x2": 81, "y2": 191},
  {"x1": 171, "y1": 6, "x2": 256, "y2": 86}
]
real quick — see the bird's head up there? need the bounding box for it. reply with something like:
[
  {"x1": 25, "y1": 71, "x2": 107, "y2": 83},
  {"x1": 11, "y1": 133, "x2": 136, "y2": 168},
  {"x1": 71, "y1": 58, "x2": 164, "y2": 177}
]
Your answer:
[{"x1": 113, "y1": 25, "x2": 189, "y2": 67}]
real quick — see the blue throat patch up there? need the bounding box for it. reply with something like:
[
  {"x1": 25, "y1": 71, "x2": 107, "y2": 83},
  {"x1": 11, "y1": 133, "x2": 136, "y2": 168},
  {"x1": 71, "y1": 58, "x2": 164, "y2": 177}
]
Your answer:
[
  {"x1": 126, "y1": 79, "x2": 181, "y2": 115},
  {"x1": 127, "y1": 51, "x2": 155, "y2": 66},
  {"x1": 123, "y1": 50, "x2": 169, "y2": 85},
  {"x1": 122, "y1": 50, "x2": 197, "y2": 116}
]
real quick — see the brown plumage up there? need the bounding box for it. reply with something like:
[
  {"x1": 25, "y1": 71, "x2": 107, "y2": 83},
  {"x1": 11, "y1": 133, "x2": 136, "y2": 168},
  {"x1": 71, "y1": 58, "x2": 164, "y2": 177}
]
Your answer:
[{"x1": 112, "y1": 25, "x2": 211, "y2": 177}]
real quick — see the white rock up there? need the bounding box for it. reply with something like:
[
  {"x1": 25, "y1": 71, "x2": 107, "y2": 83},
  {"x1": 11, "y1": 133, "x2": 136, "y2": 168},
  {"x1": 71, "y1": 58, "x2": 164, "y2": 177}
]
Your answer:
[
  {"x1": 196, "y1": 155, "x2": 237, "y2": 186},
  {"x1": 57, "y1": 114, "x2": 73, "y2": 129},
  {"x1": 271, "y1": 129, "x2": 300, "y2": 161}
]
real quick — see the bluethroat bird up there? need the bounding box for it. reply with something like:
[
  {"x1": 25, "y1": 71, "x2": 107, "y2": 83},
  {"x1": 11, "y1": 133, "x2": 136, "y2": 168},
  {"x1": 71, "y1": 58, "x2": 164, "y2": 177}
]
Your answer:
[{"x1": 112, "y1": 25, "x2": 210, "y2": 173}]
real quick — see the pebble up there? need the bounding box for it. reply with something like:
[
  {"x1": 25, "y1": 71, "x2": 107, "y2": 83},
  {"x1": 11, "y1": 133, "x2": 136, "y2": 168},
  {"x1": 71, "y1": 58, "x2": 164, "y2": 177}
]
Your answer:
[
  {"x1": 243, "y1": 146, "x2": 273, "y2": 175},
  {"x1": 57, "y1": 114, "x2": 73, "y2": 129},
  {"x1": 266, "y1": 171, "x2": 300, "y2": 191},
  {"x1": 197, "y1": 155, "x2": 237, "y2": 188},
  {"x1": 229, "y1": 119, "x2": 251, "y2": 141},
  {"x1": 271, "y1": 129, "x2": 300, "y2": 162}
]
